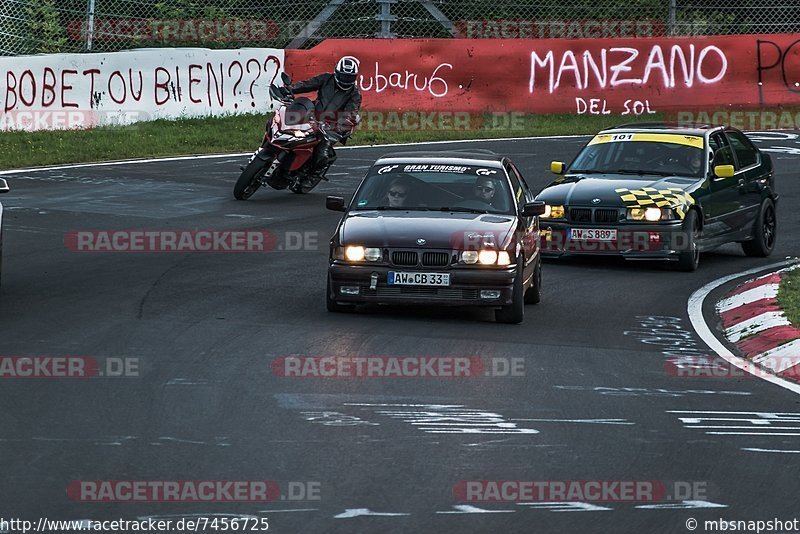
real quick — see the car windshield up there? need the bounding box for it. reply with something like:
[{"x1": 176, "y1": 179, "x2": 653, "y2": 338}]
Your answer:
[
  {"x1": 351, "y1": 163, "x2": 516, "y2": 215},
  {"x1": 569, "y1": 135, "x2": 707, "y2": 178}
]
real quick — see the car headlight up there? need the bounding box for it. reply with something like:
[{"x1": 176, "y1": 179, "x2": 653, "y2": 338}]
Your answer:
[
  {"x1": 345, "y1": 245, "x2": 365, "y2": 261},
  {"x1": 542, "y1": 204, "x2": 565, "y2": 219},
  {"x1": 627, "y1": 207, "x2": 675, "y2": 222},
  {"x1": 461, "y1": 251, "x2": 479, "y2": 264},
  {"x1": 461, "y1": 250, "x2": 511, "y2": 265},
  {"x1": 364, "y1": 247, "x2": 382, "y2": 261},
  {"x1": 478, "y1": 250, "x2": 498, "y2": 265}
]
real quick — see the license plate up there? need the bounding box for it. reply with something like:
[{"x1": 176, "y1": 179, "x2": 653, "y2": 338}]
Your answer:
[
  {"x1": 388, "y1": 272, "x2": 450, "y2": 286},
  {"x1": 569, "y1": 228, "x2": 617, "y2": 241}
]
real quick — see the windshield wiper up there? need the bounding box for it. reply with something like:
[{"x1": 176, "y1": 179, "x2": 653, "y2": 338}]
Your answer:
[
  {"x1": 613, "y1": 169, "x2": 674, "y2": 177},
  {"x1": 567, "y1": 169, "x2": 604, "y2": 174}
]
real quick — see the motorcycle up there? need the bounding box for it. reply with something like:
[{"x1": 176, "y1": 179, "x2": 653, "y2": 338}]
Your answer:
[{"x1": 233, "y1": 73, "x2": 358, "y2": 200}]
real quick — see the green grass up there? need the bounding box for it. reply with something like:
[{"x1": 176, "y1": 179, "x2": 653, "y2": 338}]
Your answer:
[
  {"x1": 0, "y1": 112, "x2": 667, "y2": 170},
  {"x1": 778, "y1": 267, "x2": 800, "y2": 329}
]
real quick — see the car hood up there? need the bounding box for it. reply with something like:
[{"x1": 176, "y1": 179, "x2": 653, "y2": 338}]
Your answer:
[
  {"x1": 339, "y1": 211, "x2": 517, "y2": 249},
  {"x1": 536, "y1": 175, "x2": 701, "y2": 206}
]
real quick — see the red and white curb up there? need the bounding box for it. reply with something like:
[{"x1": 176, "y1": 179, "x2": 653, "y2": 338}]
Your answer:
[
  {"x1": 716, "y1": 264, "x2": 800, "y2": 380},
  {"x1": 689, "y1": 259, "x2": 800, "y2": 397}
]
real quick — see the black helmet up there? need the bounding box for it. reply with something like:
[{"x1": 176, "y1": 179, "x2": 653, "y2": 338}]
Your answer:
[{"x1": 334, "y1": 56, "x2": 359, "y2": 90}]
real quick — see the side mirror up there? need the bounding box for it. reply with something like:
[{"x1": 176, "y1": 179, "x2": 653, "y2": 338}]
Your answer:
[
  {"x1": 714, "y1": 165, "x2": 735, "y2": 178},
  {"x1": 0, "y1": 178, "x2": 9, "y2": 194},
  {"x1": 521, "y1": 200, "x2": 546, "y2": 217},
  {"x1": 280, "y1": 71, "x2": 292, "y2": 85},
  {"x1": 550, "y1": 161, "x2": 565, "y2": 175},
  {"x1": 326, "y1": 196, "x2": 346, "y2": 212}
]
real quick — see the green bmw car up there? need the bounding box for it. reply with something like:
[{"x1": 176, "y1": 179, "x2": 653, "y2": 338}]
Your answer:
[{"x1": 535, "y1": 123, "x2": 778, "y2": 271}]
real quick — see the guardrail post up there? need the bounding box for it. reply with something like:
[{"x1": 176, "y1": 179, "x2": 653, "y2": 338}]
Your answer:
[
  {"x1": 376, "y1": 0, "x2": 397, "y2": 38},
  {"x1": 85, "y1": 0, "x2": 96, "y2": 51},
  {"x1": 668, "y1": 0, "x2": 677, "y2": 36}
]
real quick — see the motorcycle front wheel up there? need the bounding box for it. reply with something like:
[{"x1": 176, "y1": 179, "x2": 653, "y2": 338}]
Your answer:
[{"x1": 233, "y1": 157, "x2": 269, "y2": 200}]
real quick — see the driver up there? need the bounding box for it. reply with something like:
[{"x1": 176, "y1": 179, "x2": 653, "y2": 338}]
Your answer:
[
  {"x1": 473, "y1": 177, "x2": 497, "y2": 206},
  {"x1": 687, "y1": 150, "x2": 704, "y2": 175},
  {"x1": 386, "y1": 179, "x2": 409, "y2": 208}
]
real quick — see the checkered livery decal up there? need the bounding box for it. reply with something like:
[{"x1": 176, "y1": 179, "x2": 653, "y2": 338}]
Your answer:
[{"x1": 614, "y1": 187, "x2": 695, "y2": 219}]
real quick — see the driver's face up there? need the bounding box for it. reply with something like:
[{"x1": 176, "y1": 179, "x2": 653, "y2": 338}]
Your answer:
[
  {"x1": 387, "y1": 185, "x2": 407, "y2": 207},
  {"x1": 689, "y1": 152, "x2": 703, "y2": 173},
  {"x1": 475, "y1": 180, "x2": 495, "y2": 201}
]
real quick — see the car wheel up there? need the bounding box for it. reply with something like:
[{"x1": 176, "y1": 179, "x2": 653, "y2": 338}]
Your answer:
[
  {"x1": 741, "y1": 198, "x2": 776, "y2": 258},
  {"x1": 524, "y1": 256, "x2": 541, "y2": 305},
  {"x1": 495, "y1": 257, "x2": 525, "y2": 324},
  {"x1": 326, "y1": 275, "x2": 356, "y2": 313},
  {"x1": 676, "y1": 209, "x2": 700, "y2": 272}
]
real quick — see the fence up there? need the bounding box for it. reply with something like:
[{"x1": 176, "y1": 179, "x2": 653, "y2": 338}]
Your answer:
[{"x1": 2, "y1": 0, "x2": 799, "y2": 56}]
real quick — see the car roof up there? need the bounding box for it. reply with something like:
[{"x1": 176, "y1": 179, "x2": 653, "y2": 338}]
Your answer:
[
  {"x1": 600, "y1": 122, "x2": 725, "y2": 137},
  {"x1": 375, "y1": 150, "x2": 506, "y2": 167}
]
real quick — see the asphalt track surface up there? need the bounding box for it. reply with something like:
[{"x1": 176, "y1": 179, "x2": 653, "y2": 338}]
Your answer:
[{"x1": 0, "y1": 132, "x2": 799, "y2": 533}]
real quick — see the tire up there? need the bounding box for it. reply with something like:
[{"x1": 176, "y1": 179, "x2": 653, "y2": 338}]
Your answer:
[
  {"x1": 742, "y1": 198, "x2": 777, "y2": 257},
  {"x1": 524, "y1": 256, "x2": 541, "y2": 304},
  {"x1": 326, "y1": 275, "x2": 356, "y2": 313},
  {"x1": 495, "y1": 257, "x2": 525, "y2": 324},
  {"x1": 676, "y1": 209, "x2": 700, "y2": 272},
  {"x1": 233, "y1": 157, "x2": 268, "y2": 200}
]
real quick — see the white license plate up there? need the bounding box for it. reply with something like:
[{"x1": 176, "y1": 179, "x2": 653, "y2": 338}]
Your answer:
[
  {"x1": 569, "y1": 228, "x2": 617, "y2": 241},
  {"x1": 388, "y1": 272, "x2": 450, "y2": 286}
]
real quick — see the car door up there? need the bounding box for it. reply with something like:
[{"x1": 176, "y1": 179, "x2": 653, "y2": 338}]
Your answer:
[
  {"x1": 705, "y1": 132, "x2": 742, "y2": 240},
  {"x1": 724, "y1": 129, "x2": 766, "y2": 237}
]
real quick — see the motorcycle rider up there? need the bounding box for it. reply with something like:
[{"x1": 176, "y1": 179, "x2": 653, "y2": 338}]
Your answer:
[{"x1": 282, "y1": 56, "x2": 362, "y2": 182}]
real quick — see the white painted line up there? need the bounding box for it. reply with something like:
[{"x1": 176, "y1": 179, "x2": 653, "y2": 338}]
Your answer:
[
  {"x1": 510, "y1": 418, "x2": 634, "y2": 425},
  {"x1": 705, "y1": 432, "x2": 800, "y2": 436},
  {"x1": 0, "y1": 152, "x2": 251, "y2": 175},
  {"x1": 741, "y1": 448, "x2": 800, "y2": 453},
  {"x1": 334, "y1": 509, "x2": 410, "y2": 519},
  {"x1": 724, "y1": 311, "x2": 791, "y2": 342},
  {"x1": 436, "y1": 505, "x2": 515, "y2": 514},
  {"x1": 635, "y1": 500, "x2": 726, "y2": 510},
  {"x1": 687, "y1": 258, "x2": 800, "y2": 397},
  {"x1": 752, "y1": 339, "x2": 800, "y2": 373},
  {"x1": 716, "y1": 284, "x2": 779, "y2": 313},
  {"x1": 0, "y1": 134, "x2": 591, "y2": 175},
  {"x1": 516, "y1": 502, "x2": 612, "y2": 512}
]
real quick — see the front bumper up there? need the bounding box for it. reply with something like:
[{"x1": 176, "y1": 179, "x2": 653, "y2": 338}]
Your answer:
[
  {"x1": 328, "y1": 263, "x2": 518, "y2": 306},
  {"x1": 539, "y1": 221, "x2": 685, "y2": 260}
]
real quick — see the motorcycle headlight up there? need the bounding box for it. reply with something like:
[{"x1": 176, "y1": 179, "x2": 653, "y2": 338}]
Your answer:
[{"x1": 291, "y1": 129, "x2": 309, "y2": 137}]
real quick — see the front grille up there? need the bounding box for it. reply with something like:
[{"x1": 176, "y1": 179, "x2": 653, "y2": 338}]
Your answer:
[
  {"x1": 594, "y1": 208, "x2": 620, "y2": 223},
  {"x1": 569, "y1": 207, "x2": 620, "y2": 223},
  {"x1": 569, "y1": 208, "x2": 592, "y2": 222},
  {"x1": 391, "y1": 251, "x2": 418, "y2": 266},
  {"x1": 422, "y1": 251, "x2": 451, "y2": 267}
]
